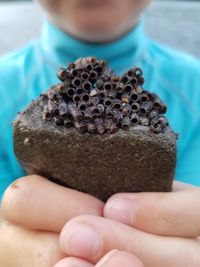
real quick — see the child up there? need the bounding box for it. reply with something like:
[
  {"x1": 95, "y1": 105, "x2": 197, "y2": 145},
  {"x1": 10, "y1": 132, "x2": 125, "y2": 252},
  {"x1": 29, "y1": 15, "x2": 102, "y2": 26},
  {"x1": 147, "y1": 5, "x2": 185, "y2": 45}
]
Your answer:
[{"x1": 0, "y1": 0, "x2": 200, "y2": 266}]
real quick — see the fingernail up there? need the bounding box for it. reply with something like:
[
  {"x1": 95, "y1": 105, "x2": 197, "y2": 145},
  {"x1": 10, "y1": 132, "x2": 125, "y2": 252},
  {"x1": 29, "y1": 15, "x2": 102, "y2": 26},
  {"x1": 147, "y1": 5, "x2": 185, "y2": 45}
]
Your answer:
[
  {"x1": 95, "y1": 250, "x2": 118, "y2": 267},
  {"x1": 60, "y1": 223, "x2": 100, "y2": 258},
  {"x1": 104, "y1": 197, "x2": 133, "y2": 225}
]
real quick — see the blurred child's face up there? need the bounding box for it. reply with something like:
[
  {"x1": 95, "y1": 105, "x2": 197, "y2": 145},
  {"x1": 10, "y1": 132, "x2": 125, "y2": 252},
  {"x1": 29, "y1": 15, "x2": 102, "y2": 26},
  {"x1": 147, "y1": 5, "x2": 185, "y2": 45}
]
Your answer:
[{"x1": 38, "y1": 0, "x2": 150, "y2": 42}]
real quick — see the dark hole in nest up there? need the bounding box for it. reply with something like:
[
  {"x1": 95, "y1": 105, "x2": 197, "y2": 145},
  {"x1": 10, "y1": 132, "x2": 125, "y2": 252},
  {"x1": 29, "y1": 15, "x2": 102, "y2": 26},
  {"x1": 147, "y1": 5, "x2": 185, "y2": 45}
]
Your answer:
[
  {"x1": 113, "y1": 103, "x2": 121, "y2": 110},
  {"x1": 140, "y1": 95, "x2": 149, "y2": 103},
  {"x1": 86, "y1": 64, "x2": 93, "y2": 71},
  {"x1": 104, "y1": 83, "x2": 112, "y2": 91},
  {"x1": 104, "y1": 99, "x2": 112, "y2": 107},
  {"x1": 140, "y1": 108, "x2": 148, "y2": 115},
  {"x1": 72, "y1": 78, "x2": 81, "y2": 87},
  {"x1": 124, "y1": 85, "x2": 133, "y2": 93},
  {"x1": 89, "y1": 71, "x2": 98, "y2": 80},
  {"x1": 131, "y1": 93, "x2": 139, "y2": 101},
  {"x1": 83, "y1": 82, "x2": 92, "y2": 91},
  {"x1": 67, "y1": 88, "x2": 75, "y2": 96},
  {"x1": 81, "y1": 72, "x2": 89, "y2": 80},
  {"x1": 73, "y1": 95, "x2": 81, "y2": 102},
  {"x1": 71, "y1": 69, "x2": 79, "y2": 77},
  {"x1": 127, "y1": 70, "x2": 134, "y2": 77},
  {"x1": 76, "y1": 88, "x2": 83, "y2": 95},
  {"x1": 82, "y1": 94, "x2": 90, "y2": 102},
  {"x1": 131, "y1": 103, "x2": 139, "y2": 111},
  {"x1": 79, "y1": 103, "x2": 87, "y2": 111},
  {"x1": 121, "y1": 76, "x2": 129, "y2": 83}
]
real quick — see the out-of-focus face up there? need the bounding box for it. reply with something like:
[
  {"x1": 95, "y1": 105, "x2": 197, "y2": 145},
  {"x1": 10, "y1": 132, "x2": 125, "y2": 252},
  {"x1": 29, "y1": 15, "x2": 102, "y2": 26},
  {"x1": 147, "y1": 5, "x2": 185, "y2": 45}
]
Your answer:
[{"x1": 37, "y1": 0, "x2": 151, "y2": 42}]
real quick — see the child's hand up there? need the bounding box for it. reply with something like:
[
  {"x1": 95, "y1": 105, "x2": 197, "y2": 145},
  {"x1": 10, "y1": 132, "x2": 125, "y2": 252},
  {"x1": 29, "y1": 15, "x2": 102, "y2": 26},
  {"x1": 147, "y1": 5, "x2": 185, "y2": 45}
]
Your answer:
[
  {"x1": 0, "y1": 175, "x2": 104, "y2": 267},
  {"x1": 58, "y1": 181, "x2": 200, "y2": 267}
]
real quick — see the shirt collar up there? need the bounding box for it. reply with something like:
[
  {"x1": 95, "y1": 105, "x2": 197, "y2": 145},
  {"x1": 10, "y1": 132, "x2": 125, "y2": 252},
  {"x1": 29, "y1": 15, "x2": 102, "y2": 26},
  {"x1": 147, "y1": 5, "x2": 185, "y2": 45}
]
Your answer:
[{"x1": 40, "y1": 19, "x2": 147, "y2": 73}]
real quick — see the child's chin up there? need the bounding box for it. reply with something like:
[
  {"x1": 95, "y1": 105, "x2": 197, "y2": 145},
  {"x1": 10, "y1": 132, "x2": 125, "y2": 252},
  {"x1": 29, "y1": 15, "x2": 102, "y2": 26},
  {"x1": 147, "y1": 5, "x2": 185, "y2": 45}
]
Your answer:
[
  {"x1": 71, "y1": 29, "x2": 119, "y2": 43},
  {"x1": 60, "y1": 23, "x2": 115, "y2": 42}
]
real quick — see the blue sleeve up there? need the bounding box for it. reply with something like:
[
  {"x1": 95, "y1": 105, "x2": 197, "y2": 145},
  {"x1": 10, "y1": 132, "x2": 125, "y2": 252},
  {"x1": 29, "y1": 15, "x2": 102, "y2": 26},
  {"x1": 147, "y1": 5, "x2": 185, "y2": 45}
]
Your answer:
[
  {"x1": 0, "y1": 82, "x2": 13, "y2": 200},
  {"x1": 176, "y1": 120, "x2": 200, "y2": 186},
  {"x1": 0, "y1": 81, "x2": 25, "y2": 201},
  {"x1": 175, "y1": 58, "x2": 200, "y2": 187},
  {"x1": 0, "y1": 146, "x2": 16, "y2": 200}
]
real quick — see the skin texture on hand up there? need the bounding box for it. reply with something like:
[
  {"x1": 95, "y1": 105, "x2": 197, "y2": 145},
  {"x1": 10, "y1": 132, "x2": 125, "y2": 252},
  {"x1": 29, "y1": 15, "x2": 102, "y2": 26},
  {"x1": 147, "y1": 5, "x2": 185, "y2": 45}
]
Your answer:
[
  {"x1": 0, "y1": 220, "x2": 64, "y2": 267},
  {"x1": 0, "y1": 175, "x2": 104, "y2": 267},
  {"x1": 104, "y1": 181, "x2": 200, "y2": 237},
  {"x1": 1, "y1": 175, "x2": 104, "y2": 232},
  {"x1": 58, "y1": 182, "x2": 200, "y2": 267}
]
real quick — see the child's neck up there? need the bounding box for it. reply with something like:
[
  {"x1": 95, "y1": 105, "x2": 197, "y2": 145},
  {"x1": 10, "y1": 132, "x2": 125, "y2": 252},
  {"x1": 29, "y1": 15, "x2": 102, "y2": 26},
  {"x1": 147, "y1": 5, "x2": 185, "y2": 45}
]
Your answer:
[{"x1": 40, "y1": 18, "x2": 147, "y2": 74}]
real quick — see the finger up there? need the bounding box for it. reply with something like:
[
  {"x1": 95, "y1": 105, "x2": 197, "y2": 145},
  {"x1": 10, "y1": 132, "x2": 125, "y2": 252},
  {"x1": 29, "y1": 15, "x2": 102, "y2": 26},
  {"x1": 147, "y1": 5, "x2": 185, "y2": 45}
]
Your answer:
[
  {"x1": 54, "y1": 257, "x2": 93, "y2": 267},
  {"x1": 0, "y1": 220, "x2": 65, "y2": 267},
  {"x1": 104, "y1": 189, "x2": 200, "y2": 237},
  {"x1": 59, "y1": 215, "x2": 200, "y2": 267},
  {"x1": 54, "y1": 250, "x2": 143, "y2": 267},
  {"x1": 173, "y1": 181, "x2": 200, "y2": 192},
  {"x1": 1, "y1": 175, "x2": 104, "y2": 232},
  {"x1": 95, "y1": 250, "x2": 144, "y2": 267}
]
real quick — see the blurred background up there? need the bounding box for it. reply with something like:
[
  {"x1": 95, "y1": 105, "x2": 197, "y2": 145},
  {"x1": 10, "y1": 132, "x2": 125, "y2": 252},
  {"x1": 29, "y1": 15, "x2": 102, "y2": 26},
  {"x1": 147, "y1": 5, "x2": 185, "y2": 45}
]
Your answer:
[{"x1": 0, "y1": 0, "x2": 200, "y2": 58}]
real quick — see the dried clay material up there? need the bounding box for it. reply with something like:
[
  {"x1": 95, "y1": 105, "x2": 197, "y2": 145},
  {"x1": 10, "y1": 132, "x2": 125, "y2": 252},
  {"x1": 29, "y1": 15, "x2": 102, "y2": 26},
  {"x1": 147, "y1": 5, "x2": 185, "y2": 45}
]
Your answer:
[
  {"x1": 41, "y1": 57, "x2": 170, "y2": 135},
  {"x1": 13, "y1": 57, "x2": 177, "y2": 201}
]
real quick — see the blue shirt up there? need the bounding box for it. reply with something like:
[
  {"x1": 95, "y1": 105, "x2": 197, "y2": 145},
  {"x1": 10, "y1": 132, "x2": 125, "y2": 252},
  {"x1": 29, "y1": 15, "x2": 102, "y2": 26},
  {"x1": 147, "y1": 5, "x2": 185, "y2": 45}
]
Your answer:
[{"x1": 1, "y1": 20, "x2": 200, "y2": 199}]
